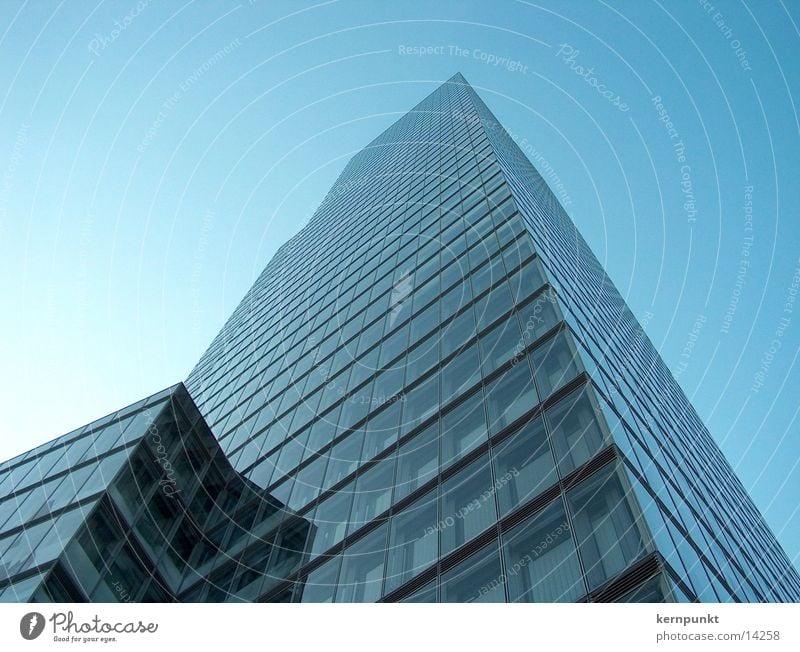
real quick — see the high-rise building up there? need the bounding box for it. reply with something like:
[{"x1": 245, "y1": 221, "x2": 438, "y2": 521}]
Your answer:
[{"x1": 2, "y1": 74, "x2": 798, "y2": 603}]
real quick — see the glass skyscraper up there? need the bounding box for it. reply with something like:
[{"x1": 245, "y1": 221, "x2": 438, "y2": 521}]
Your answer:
[{"x1": 2, "y1": 74, "x2": 798, "y2": 603}]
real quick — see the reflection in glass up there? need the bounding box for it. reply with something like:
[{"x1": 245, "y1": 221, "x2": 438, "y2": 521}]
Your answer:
[
  {"x1": 385, "y1": 491, "x2": 437, "y2": 594},
  {"x1": 440, "y1": 543, "x2": 505, "y2": 602},
  {"x1": 567, "y1": 465, "x2": 648, "y2": 590},
  {"x1": 545, "y1": 387, "x2": 607, "y2": 475},
  {"x1": 336, "y1": 523, "x2": 388, "y2": 602},
  {"x1": 502, "y1": 500, "x2": 585, "y2": 602},
  {"x1": 441, "y1": 391, "x2": 488, "y2": 467},
  {"x1": 440, "y1": 455, "x2": 497, "y2": 554},
  {"x1": 492, "y1": 416, "x2": 557, "y2": 516},
  {"x1": 530, "y1": 330, "x2": 582, "y2": 398}
]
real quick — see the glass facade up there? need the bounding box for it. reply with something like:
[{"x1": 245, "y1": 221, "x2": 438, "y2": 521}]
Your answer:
[{"x1": 1, "y1": 74, "x2": 798, "y2": 603}]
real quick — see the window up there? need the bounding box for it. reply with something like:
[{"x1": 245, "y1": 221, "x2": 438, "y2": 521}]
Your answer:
[
  {"x1": 441, "y1": 391, "x2": 488, "y2": 468},
  {"x1": 479, "y1": 316, "x2": 523, "y2": 375},
  {"x1": 347, "y1": 349, "x2": 375, "y2": 390},
  {"x1": 371, "y1": 365, "x2": 405, "y2": 406},
  {"x1": 306, "y1": 417, "x2": 340, "y2": 457},
  {"x1": 39, "y1": 464, "x2": 95, "y2": 514},
  {"x1": 617, "y1": 573, "x2": 672, "y2": 602},
  {"x1": 409, "y1": 302, "x2": 439, "y2": 342},
  {"x1": 247, "y1": 450, "x2": 278, "y2": 489},
  {"x1": 517, "y1": 288, "x2": 559, "y2": 344},
  {"x1": 441, "y1": 342, "x2": 481, "y2": 402},
  {"x1": 379, "y1": 322, "x2": 409, "y2": 367},
  {"x1": 404, "y1": 334, "x2": 439, "y2": 386},
  {"x1": 348, "y1": 456, "x2": 395, "y2": 534},
  {"x1": 275, "y1": 428, "x2": 310, "y2": 478},
  {"x1": 502, "y1": 500, "x2": 585, "y2": 602},
  {"x1": 475, "y1": 280, "x2": 514, "y2": 331},
  {"x1": 385, "y1": 491, "x2": 438, "y2": 594},
  {"x1": 35, "y1": 505, "x2": 89, "y2": 571},
  {"x1": 440, "y1": 306, "x2": 476, "y2": 358},
  {"x1": 93, "y1": 541, "x2": 149, "y2": 600},
  {"x1": 321, "y1": 431, "x2": 364, "y2": 490},
  {"x1": 336, "y1": 523, "x2": 388, "y2": 602},
  {"x1": 400, "y1": 374, "x2": 439, "y2": 436},
  {"x1": 401, "y1": 581, "x2": 437, "y2": 602},
  {"x1": 440, "y1": 543, "x2": 505, "y2": 602},
  {"x1": 287, "y1": 454, "x2": 328, "y2": 511},
  {"x1": 470, "y1": 257, "x2": 504, "y2": 297},
  {"x1": 545, "y1": 387, "x2": 608, "y2": 475},
  {"x1": 440, "y1": 455, "x2": 497, "y2": 554},
  {"x1": 531, "y1": 330, "x2": 582, "y2": 397},
  {"x1": 362, "y1": 400, "x2": 401, "y2": 460},
  {"x1": 75, "y1": 448, "x2": 132, "y2": 502},
  {"x1": 501, "y1": 233, "x2": 535, "y2": 271},
  {"x1": 567, "y1": 465, "x2": 648, "y2": 590},
  {"x1": 412, "y1": 275, "x2": 440, "y2": 313},
  {"x1": 298, "y1": 556, "x2": 341, "y2": 603},
  {"x1": 309, "y1": 487, "x2": 354, "y2": 557},
  {"x1": 484, "y1": 359, "x2": 538, "y2": 435},
  {"x1": 266, "y1": 519, "x2": 309, "y2": 583},
  {"x1": 356, "y1": 320, "x2": 383, "y2": 357},
  {"x1": 440, "y1": 282, "x2": 470, "y2": 322},
  {"x1": 492, "y1": 416, "x2": 558, "y2": 516},
  {"x1": 395, "y1": 422, "x2": 439, "y2": 501}
]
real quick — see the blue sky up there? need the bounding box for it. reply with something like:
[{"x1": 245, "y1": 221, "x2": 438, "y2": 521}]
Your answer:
[{"x1": 1, "y1": 0, "x2": 799, "y2": 566}]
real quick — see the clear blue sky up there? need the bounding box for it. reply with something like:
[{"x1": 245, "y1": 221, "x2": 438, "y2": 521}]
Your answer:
[{"x1": 1, "y1": 0, "x2": 798, "y2": 566}]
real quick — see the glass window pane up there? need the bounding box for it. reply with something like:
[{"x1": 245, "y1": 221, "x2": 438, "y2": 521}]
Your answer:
[
  {"x1": 362, "y1": 400, "x2": 402, "y2": 461},
  {"x1": 275, "y1": 429, "x2": 310, "y2": 478},
  {"x1": 395, "y1": 422, "x2": 439, "y2": 501},
  {"x1": 401, "y1": 580, "x2": 437, "y2": 602},
  {"x1": 440, "y1": 543, "x2": 505, "y2": 603},
  {"x1": 400, "y1": 374, "x2": 439, "y2": 436},
  {"x1": 440, "y1": 281, "x2": 471, "y2": 322},
  {"x1": 371, "y1": 365, "x2": 405, "y2": 406},
  {"x1": 492, "y1": 416, "x2": 558, "y2": 516},
  {"x1": 440, "y1": 307, "x2": 476, "y2": 359},
  {"x1": 266, "y1": 519, "x2": 309, "y2": 585},
  {"x1": 404, "y1": 335, "x2": 439, "y2": 386},
  {"x1": 484, "y1": 359, "x2": 538, "y2": 435},
  {"x1": 287, "y1": 454, "x2": 328, "y2": 511},
  {"x1": 0, "y1": 572, "x2": 46, "y2": 603},
  {"x1": 30, "y1": 503, "x2": 93, "y2": 569},
  {"x1": 322, "y1": 432, "x2": 364, "y2": 490},
  {"x1": 502, "y1": 500, "x2": 585, "y2": 602},
  {"x1": 440, "y1": 455, "x2": 497, "y2": 554},
  {"x1": 530, "y1": 331, "x2": 582, "y2": 398},
  {"x1": 0, "y1": 518, "x2": 52, "y2": 579},
  {"x1": 298, "y1": 556, "x2": 341, "y2": 603},
  {"x1": 348, "y1": 457, "x2": 395, "y2": 534},
  {"x1": 441, "y1": 391, "x2": 488, "y2": 468},
  {"x1": 441, "y1": 342, "x2": 481, "y2": 404},
  {"x1": 75, "y1": 449, "x2": 131, "y2": 502},
  {"x1": 309, "y1": 486, "x2": 354, "y2": 557},
  {"x1": 336, "y1": 523, "x2": 388, "y2": 603},
  {"x1": 545, "y1": 387, "x2": 608, "y2": 475},
  {"x1": 517, "y1": 287, "x2": 560, "y2": 345},
  {"x1": 567, "y1": 465, "x2": 648, "y2": 591},
  {"x1": 385, "y1": 491, "x2": 438, "y2": 594},
  {"x1": 475, "y1": 281, "x2": 514, "y2": 331},
  {"x1": 502, "y1": 233, "x2": 535, "y2": 271},
  {"x1": 479, "y1": 316, "x2": 523, "y2": 375},
  {"x1": 616, "y1": 573, "x2": 672, "y2": 602},
  {"x1": 247, "y1": 451, "x2": 279, "y2": 490},
  {"x1": 379, "y1": 323, "x2": 409, "y2": 367}
]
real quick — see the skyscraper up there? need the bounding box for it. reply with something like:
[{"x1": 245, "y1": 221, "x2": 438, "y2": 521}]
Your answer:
[{"x1": 2, "y1": 74, "x2": 798, "y2": 602}]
